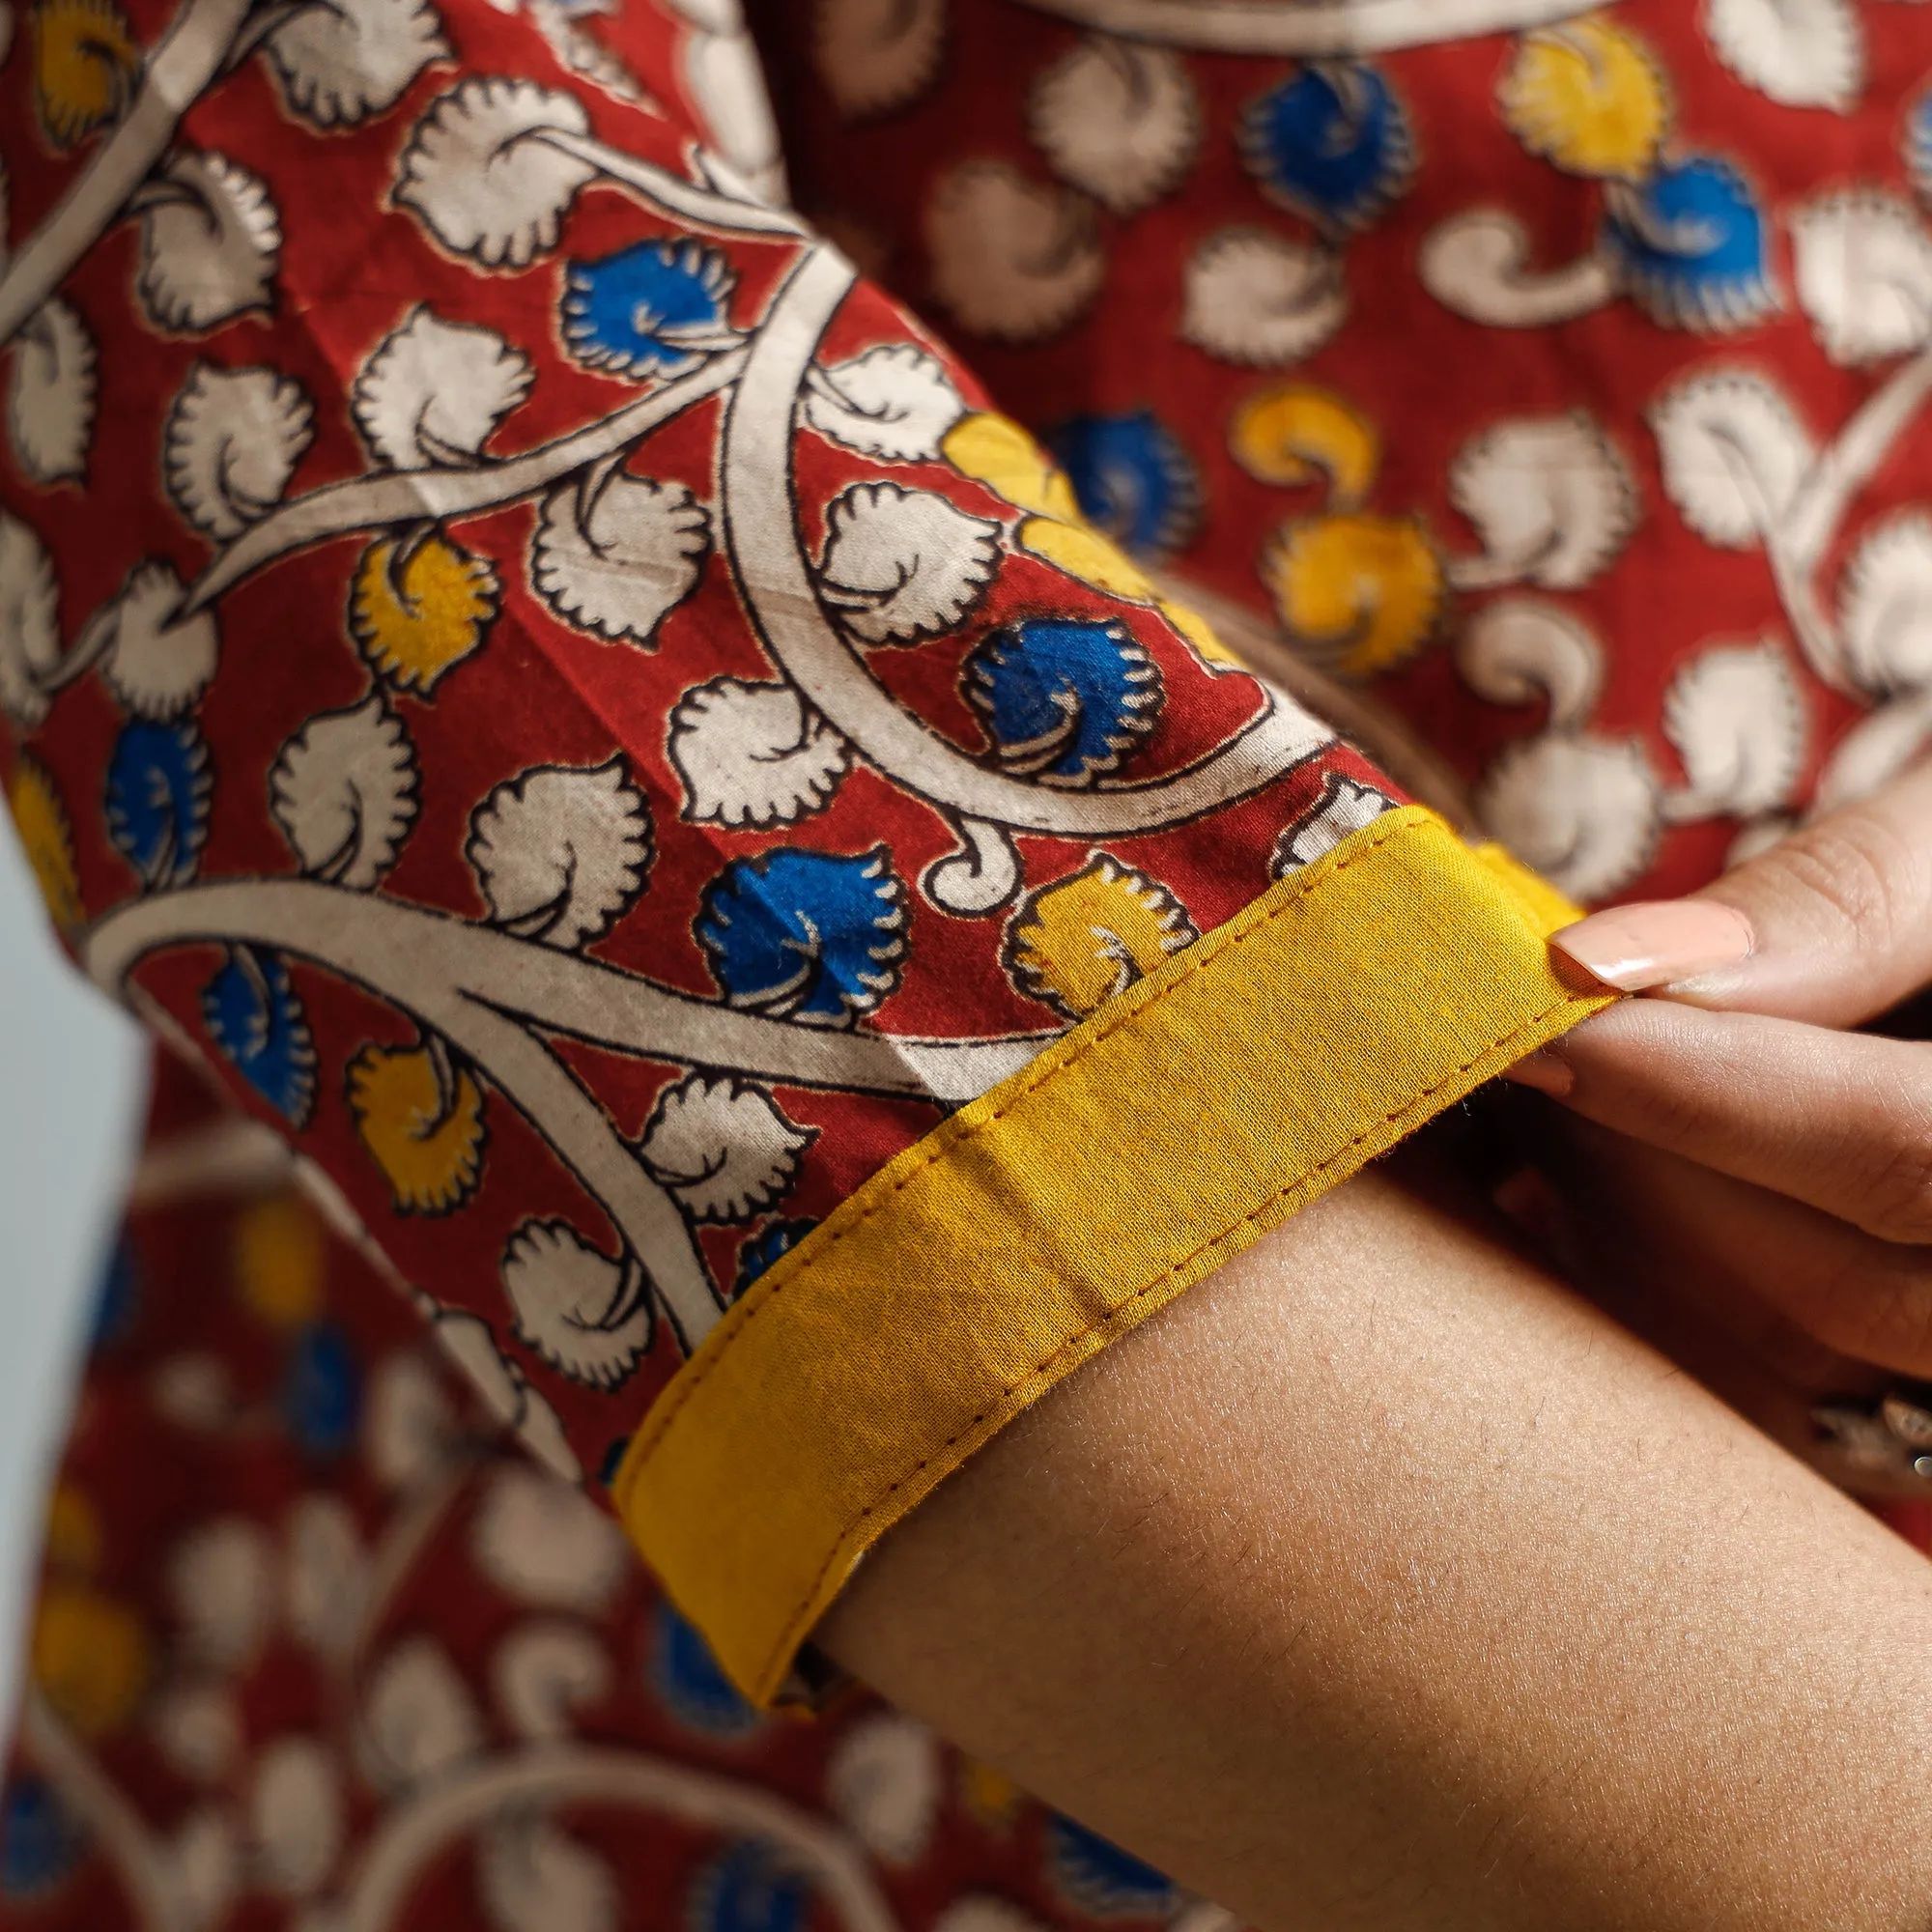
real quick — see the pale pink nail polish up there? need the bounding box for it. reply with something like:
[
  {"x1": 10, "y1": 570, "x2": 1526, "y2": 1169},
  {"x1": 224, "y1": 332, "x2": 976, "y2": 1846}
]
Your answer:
[{"x1": 1548, "y1": 900, "x2": 1754, "y2": 993}]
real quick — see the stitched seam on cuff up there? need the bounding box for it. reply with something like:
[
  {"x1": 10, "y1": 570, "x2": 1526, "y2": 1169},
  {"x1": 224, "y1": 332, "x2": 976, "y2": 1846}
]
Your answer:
[
  {"x1": 753, "y1": 983, "x2": 1586, "y2": 1683},
  {"x1": 619, "y1": 808, "x2": 1433, "y2": 1489}
]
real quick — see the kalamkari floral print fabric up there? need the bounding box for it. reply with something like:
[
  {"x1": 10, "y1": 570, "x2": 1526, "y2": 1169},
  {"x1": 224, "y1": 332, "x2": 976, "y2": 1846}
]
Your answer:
[
  {"x1": 0, "y1": 1055, "x2": 1243, "y2": 1932},
  {"x1": 12, "y1": 0, "x2": 1932, "y2": 1916},
  {"x1": 0, "y1": 0, "x2": 1626, "y2": 1720},
  {"x1": 763, "y1": 0, "x2": 1932, "y2": 911},
  {"x1": 0, "y1": 0, "x2": 1418, "y2": 1534}
]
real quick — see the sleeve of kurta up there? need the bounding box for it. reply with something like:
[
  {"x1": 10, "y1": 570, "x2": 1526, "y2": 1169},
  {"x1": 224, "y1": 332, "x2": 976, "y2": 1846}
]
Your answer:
[{"x1": 0, "y1": 0, "x2": 1608, "y2": 1705}]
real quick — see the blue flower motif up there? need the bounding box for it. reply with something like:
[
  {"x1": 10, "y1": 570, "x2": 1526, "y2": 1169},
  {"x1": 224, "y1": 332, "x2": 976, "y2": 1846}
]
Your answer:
[
  {"x1": 0, "y1": 1779, "x2": 82, "y2": 1901},
  {"x1": 104, "y1": 717, "x2": 210, "y2": 889},
  {"x1": 1908, "y1": 91, "x2": 1932, "y2": 203},
  {"x1": 689, "y1": 1842, "x2": 808, "y2": 1932},
  {"x1": 598, "y1": 1435, "x2": 632, "y2": 1489},
  {"x1": 562, "y1": 238, "x2": 738, "y2": 381},
  {"x1": 1048, "y1": 1816, "x2": 1176, "y2": 1918},
  {"x1": 733, "y1": 1218, "x2": 819, "y2": 1296},
  {"x1": 282, "y1": 1319, "x2": 360, "y2": 1459},
  {"x1": 1047, "y1": 412, "x2": 1200, "y2": 558},
  {"x1": 695, "y1": 846, "x2": 907, "y2": 1029},
  {"x1": 1239, "y1": 63, "x2": 1415, "y2": 233},
  {"x1": 201, "y1": 946, "x2": 316, "y2": 1126},
  {"x1": 1602, "y1": 156, "x2": 1775, "y2": 331},
  {"x1": 87, "y1": 1236, "x2": 137, "y2": 1354},
  {"x1": 963, "y1": 618, "x2": 1163, "y2": 787},
  {"x1": 649, "y1": 1602, "x2": 762, "y2": 1736}
]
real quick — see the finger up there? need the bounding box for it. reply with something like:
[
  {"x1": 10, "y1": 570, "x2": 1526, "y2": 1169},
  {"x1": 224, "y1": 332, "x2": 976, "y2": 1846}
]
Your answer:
[
  {"x1": 1523, "y1": 1120, "x2": 1917, "y2": 1494},
  {"x1": 1532, "y1": 1094, "x2": 1932, "y2": 1382},
  {"x1": 1512, "y1": 999, "x2": 1932, "y2": 1244},
  {"x1": 1528, "y1": 1111, "x2": 1885, "y2": 1392},
  {"x1": 1551, "y1": 753, "x2": 1932, "y2": 1027}
]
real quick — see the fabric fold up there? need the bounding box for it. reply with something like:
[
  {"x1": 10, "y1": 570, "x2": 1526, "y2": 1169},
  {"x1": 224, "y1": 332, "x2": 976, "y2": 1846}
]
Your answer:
[{"x1": 615, "y1": 806, "x2": 1613, "y2": 1703}]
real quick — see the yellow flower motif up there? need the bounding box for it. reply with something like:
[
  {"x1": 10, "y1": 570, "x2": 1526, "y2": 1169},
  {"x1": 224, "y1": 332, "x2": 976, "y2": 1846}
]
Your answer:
[
  {"x1": 1157, "y1": 595, "x2": 1243, "y2": 671},
  {"x1": 350, "y1": 535, "x2": 499, "y2": 696},
  {"x1": 1016, "y1": 514, "x2": 1157, "y2": 600},
  {"x1": 942, "y1": 412, "x2": 1083, "y2": 521},
  {"x1": 347, "y1": 1039, "x2": 487, "y2": 1214},
  {"x1": 942, "y1": 416, "x2": 1245, "y2": 675},
  {"x1": 32, "y1": 0, "x2": 140, "y2": 150},
  {"x1": 43, "y1": 1486, "x2": 102, "y2": 1577},
  {"x1": 1499, "y1": 17, "x2": 1670, "y2": 181},
  {"x1": 1262, "y1": 513, "x2": 1445, "y2": 679},
  {"x1": 31, "y1": 1584, "x2": 150, "y2": 1736},
  {"x1": 233, "y1": 1193, "x2": 325, "y2": 1326},
  {"x1": 1016, "y1": 519, "x2": 1242, "y2": 672},
  {"x1": 1005, "y1": 854, "x2": 1197, "y2": 1021},
  {"x1": 9, "y1": 753, "x2": 84, "y2": 933},
  {"x1": 1229, "y1": 386, "x2": 1380, "y2": 508},
  {"x1": 960, "y1": 1758, "x2": 1024, "y2": 1827}
]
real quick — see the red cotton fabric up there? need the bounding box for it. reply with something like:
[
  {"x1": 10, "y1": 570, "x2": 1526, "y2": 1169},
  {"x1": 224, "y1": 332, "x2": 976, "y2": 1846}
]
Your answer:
[{"x1": 7, "y1": 0, "x2": 1932, "y2": 1922}]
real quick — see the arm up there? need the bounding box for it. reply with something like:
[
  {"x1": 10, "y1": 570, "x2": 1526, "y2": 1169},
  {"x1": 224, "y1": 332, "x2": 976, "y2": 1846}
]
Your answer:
[{"x1": 824, "y1": 1166, "x2": 1932, "y2": 1932}]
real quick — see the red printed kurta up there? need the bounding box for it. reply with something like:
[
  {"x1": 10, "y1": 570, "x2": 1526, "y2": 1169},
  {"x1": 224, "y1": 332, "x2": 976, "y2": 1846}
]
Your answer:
[{"x1": 1, "y1": 0, "x2": 1926, "y2": 1921}]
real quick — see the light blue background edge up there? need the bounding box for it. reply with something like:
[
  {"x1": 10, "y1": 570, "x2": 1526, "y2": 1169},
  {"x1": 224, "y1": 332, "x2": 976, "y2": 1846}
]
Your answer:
[{"x1": 0, "y1": 816, "x2": 145, "y2": 1732}]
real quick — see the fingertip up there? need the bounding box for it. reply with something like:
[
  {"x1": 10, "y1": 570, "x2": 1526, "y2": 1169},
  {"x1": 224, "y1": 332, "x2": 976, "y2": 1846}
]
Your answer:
[
  {"x1": 1501, "y1": 1047, "x2": 1574, "y2": 1098},
  {"x1": 1549, "y1": 900, "x2": 1755, "y2": 994}
]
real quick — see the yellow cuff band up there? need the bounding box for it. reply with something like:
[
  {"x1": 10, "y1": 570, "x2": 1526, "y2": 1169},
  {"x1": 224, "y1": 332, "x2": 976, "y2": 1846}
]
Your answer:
[{"x1": 614, "y1": 807, "x2": 1610, "y2": 1703}]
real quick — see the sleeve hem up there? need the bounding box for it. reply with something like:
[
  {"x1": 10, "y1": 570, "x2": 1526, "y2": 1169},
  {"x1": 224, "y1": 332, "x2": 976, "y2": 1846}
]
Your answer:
[{"x1": 612, "y1": 807, "x2": 1614, "y2": 1705}]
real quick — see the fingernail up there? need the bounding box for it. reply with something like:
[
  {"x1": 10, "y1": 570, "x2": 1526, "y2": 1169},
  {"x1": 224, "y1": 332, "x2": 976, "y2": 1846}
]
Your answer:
[
  {"x1": 1549, "y1": 900, "x2": 1755, "y2": 993},
  {"x1": 1501, "y1": 1047, "x2": 1573, "y2": 1097}
]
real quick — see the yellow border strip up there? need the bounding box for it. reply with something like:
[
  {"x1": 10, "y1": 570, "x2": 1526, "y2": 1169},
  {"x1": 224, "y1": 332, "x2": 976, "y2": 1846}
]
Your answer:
[{"x1": 614, "y1": 809, "x2": 1609, "y2": 1703}]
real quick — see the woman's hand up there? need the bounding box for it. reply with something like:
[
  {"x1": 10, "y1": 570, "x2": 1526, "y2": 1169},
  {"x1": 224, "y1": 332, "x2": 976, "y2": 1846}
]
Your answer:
[{"x1": 1505, "y1": 756, "x2": 1932, "y2": 1482}]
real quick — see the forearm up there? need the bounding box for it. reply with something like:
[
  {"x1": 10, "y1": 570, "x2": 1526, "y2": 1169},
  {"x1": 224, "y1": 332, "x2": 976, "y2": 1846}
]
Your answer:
[{"x1": 821, "y1": 1169, "x2": 1932, "y2": 1932}]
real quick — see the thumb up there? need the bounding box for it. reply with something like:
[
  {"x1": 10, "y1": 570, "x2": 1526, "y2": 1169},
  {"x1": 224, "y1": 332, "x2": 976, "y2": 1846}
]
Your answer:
[{"x1": 1548, "y1": 755, "x2": 1932, "y2": 1028}]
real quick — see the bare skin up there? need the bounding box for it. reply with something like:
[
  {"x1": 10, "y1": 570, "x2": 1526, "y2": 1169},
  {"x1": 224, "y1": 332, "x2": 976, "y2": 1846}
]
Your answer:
[{"x1": 820, "y1": 1169, "x2": 1932, "y2": 1932}]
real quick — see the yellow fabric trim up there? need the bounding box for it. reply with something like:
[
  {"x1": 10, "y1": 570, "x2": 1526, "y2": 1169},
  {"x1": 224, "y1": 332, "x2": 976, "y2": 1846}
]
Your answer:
[
  {"x1": 613, "y1": 808, "x2": 1609, "y2": 1704},
  {"x1": 1471, "y1": 838, "x2": 1589, "y2": 935}
]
